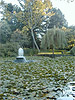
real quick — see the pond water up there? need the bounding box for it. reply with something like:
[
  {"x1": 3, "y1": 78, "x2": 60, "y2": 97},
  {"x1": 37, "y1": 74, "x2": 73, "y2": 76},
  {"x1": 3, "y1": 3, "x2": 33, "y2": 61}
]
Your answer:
[{"x1": 0, "y1": 56, "x2": 75, "y2": 100}]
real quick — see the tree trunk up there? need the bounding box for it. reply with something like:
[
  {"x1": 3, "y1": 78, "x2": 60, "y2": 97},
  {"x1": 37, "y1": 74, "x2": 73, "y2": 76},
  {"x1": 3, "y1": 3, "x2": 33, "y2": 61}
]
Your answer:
[
  {"x1": 30, "y1": 3, "x2": 40, "y2": 52},
  {"x1": 31, "y1": 27, "x2": 40, "y2": 52}
]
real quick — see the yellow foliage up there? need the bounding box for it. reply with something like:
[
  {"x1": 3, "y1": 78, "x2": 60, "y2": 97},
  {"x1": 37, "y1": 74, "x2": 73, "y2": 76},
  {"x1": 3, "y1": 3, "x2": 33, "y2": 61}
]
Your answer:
[
  {"x1": 64, "y1": 28, "x2": 72, "y2": 32},
  {"x1": 13, "y1": 11, "x2": 16, "y2": 14},
  {"x1": 32, "y1": 0, "x2": 53, "y2": 18},
  {"x1": 68, "y1": 44, "x2": 74, "y2": 48},
  {"x1": 38, "y1": 52, "x2": 62, "y2": 55},
  {"x1": 73, "y1": 44, "x2": 74, "y2": 46},
  {"x1": 22, "y1": 26, "x2": 29, "y2": 33},
  {"x1": 42, "y1": 12, "x2": 46, "y2": 16},
  {"x1": 62, "y1": 26, "x2": 66, "y2": 31},
  {"x1": 44, "y1": 0, "x2": 52, "y2": 9},
  {"x1": 68, "y1": 39, "x2": 75, "y2": 43}
]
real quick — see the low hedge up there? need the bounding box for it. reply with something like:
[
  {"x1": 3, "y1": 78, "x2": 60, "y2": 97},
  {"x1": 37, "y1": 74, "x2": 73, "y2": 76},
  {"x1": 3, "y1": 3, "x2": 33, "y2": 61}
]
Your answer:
[{"x1": 0, "y1": 43, "x2": 38, "y2": 57}]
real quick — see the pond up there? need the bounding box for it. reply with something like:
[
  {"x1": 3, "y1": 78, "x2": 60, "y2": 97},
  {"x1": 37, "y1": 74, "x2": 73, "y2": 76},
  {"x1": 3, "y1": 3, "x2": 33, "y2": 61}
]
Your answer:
[{"x1": 0, "y1": 56, "x2": 75, "y2": 100}]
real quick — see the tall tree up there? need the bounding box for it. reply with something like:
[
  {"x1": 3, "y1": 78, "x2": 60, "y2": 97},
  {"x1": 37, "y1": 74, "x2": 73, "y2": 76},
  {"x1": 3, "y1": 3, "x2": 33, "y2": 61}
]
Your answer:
[
  {"x1": 0, "y1": 20, "x2": 12, "y2": 43},
  {"x1": 10, "y1": 29, "x2": 31, "y2": 48},
  {"x1": 41, "y1": 27, "x2": 67, "y2": 50},
  {"x1": 0, "y1": 1, "x2": 23, "y2": 31},
  {"x1": 5, "y1": 4, "x2": 22, "y2": 31},
  {"x1": 0, "y1": 0, "x2": 53, "y2": 50},
  {"x1": 48, "y1": 8, "x2": 68, "y2": 28},
  {"x1": 17, "y1": 0, "x2": 53, "y2": 52}
]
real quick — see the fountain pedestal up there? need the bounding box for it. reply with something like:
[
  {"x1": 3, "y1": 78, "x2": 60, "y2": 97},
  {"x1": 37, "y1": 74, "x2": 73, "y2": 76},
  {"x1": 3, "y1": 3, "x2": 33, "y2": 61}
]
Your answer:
[{"x1": 16, "y1": 56, "x2": 26, "y2": 62}]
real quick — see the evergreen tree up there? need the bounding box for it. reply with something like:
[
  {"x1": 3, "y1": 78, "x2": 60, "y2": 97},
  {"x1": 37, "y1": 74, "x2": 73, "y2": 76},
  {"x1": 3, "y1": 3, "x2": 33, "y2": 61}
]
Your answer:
[
  {"x1": 0, "y1": 20, "x2": 12, "y2": 43},
  {"x1": 48, "y1": 8, "x2": 68, "y2": 28}
]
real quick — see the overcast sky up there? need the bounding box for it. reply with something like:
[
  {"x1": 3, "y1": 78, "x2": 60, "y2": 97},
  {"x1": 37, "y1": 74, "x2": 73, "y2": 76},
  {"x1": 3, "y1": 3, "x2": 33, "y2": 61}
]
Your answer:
[{"x1": 0, "y1": 0, "x2": 75, "y2": 26}]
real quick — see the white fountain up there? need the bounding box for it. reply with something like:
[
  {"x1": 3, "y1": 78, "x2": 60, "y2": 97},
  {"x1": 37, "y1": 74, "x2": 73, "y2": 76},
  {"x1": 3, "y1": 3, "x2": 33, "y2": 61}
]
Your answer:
[{"x1": 15, "y1": 48, "x2": 27, "y2": 63}]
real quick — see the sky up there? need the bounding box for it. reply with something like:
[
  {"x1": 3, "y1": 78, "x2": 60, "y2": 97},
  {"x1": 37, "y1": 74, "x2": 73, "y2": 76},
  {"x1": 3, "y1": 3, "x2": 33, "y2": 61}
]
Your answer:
[{"x1": 0, "y1": 0, "x2": 75, "y2": 26}]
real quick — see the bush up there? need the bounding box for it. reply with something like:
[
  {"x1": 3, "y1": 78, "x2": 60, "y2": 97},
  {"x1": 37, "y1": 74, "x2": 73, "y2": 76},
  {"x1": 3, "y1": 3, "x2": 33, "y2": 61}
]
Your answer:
[
  {"x1": 0, "y1": 42, "x2": 20, "y2": 57},
  {"x1": 70, "y1": 46, "x2": 75, "y2": 55},
  {"x1": 24, "y1": 48, "x2": 38, "y2": 56},
  {"x1": 0, "y1": 43, "x2": 38, "y2": 57}
]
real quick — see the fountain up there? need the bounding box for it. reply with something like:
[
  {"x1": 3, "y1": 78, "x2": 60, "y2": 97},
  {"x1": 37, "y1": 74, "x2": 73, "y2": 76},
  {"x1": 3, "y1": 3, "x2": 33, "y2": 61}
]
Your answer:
[
  {"x1": 14, "y1": 48, "x2": 27, "y2": 63},
  {"x1": 14, "y1": 48, "x2": 36, "y2": 63}
]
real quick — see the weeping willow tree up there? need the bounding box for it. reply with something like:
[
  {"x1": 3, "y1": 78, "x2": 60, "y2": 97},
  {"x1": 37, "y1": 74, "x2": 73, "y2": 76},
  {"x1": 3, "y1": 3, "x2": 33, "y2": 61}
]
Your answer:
[{"x1": 41, "y1": 28, "x2": 67, "y2": 50}]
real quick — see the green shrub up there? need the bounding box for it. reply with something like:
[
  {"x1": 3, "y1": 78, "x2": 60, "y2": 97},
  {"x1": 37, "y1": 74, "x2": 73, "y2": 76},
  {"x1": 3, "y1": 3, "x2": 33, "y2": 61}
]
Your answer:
[
  {"x1": 24, "y1": 48, "x2": 38, "y2": 56},
  {"x1": 0, "y1": 42, "x2": 20, "y2": 57},
  {"x1": 70, "y1": 46, "x2": 75, "y2": 55},
  {"x1": 0, "y1": 43, "x2": 38, "y2": 57}
]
